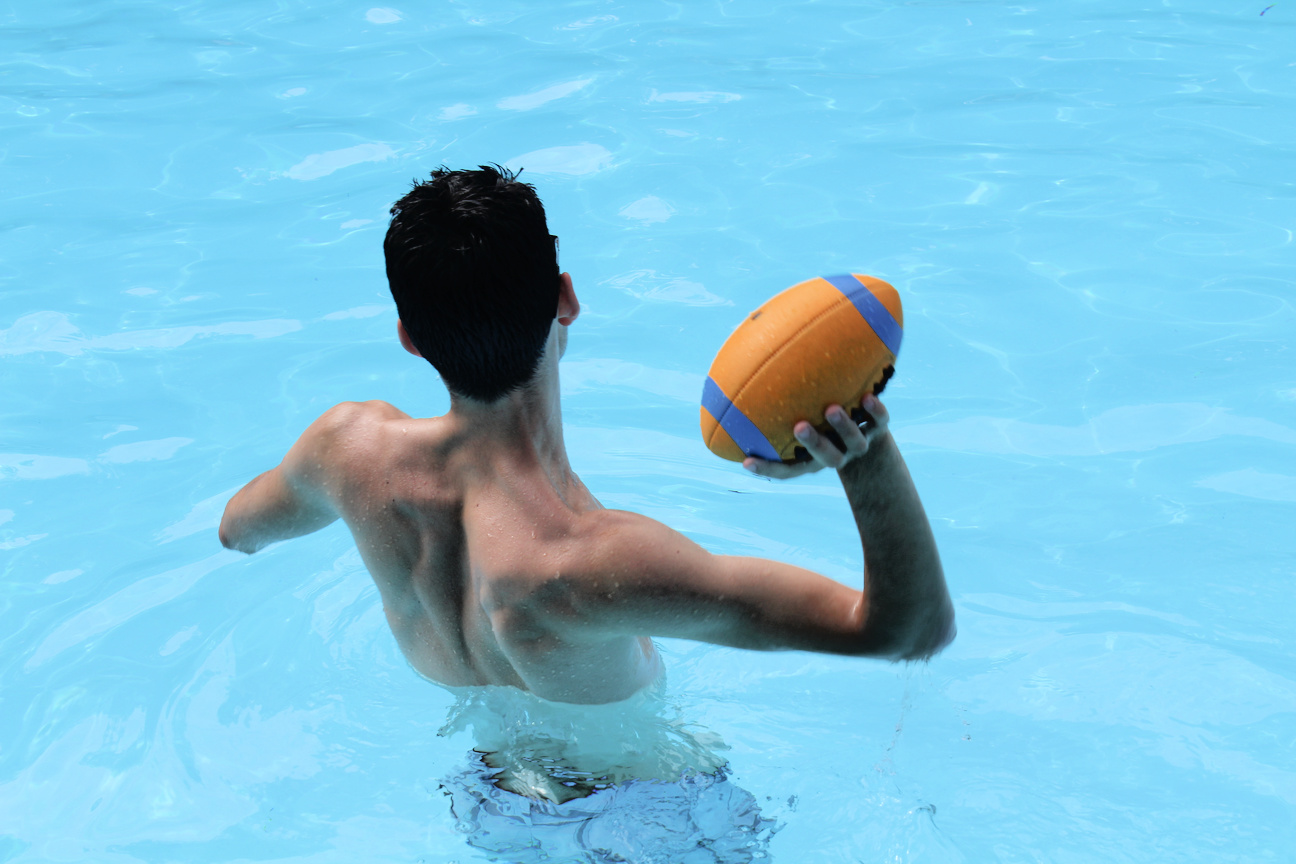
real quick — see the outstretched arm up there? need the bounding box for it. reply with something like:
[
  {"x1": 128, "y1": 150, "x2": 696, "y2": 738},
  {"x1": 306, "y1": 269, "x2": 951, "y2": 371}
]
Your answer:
[
  {"x1": 218, "y1": 407, "x2": 349, "y2": 554},
  {"x1": 561, "y1": 394, "x2": 953, "y2": 660}
]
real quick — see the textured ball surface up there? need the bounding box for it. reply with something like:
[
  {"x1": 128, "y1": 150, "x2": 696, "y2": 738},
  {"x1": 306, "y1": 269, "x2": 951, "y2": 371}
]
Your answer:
[{"x1": 700, "y1": 273, "x2": 903, "y2": 463}]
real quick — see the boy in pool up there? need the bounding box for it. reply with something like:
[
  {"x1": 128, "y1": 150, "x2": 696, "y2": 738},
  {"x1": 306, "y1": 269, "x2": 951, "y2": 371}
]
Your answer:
[{"x1": 219, "y1": 165, "x2": 955, "y2": 705}]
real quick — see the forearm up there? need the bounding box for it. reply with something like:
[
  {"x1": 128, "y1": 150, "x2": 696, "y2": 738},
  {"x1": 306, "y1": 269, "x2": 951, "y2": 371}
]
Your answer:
[{"x1": 840, "y1": 433, "x2": 954, "y2": 659}]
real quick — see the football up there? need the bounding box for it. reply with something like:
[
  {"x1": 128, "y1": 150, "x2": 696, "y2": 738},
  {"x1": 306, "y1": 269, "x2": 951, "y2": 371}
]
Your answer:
[{"x1": 700, "y1": 273, "x2": 903, "y2": 463}]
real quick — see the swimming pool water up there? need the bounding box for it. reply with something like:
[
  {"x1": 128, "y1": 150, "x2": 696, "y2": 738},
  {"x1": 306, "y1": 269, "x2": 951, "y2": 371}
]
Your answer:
[{"x1": 2, "y1": 0, "x2": 1294, "y2": 861}]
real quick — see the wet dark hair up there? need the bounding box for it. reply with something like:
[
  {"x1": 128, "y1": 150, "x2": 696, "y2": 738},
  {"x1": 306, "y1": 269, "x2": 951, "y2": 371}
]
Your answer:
[{"x1": 384, "y1": 165, "x2": 560, "y2": 402}]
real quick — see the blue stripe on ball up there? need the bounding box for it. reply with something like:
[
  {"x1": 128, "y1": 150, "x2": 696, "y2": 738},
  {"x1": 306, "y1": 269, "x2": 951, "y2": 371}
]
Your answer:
[
  {"x1": 823, "y1": 274, "x2": 903, "y2": 356},
  {"x1": 702, "y1": 377, "x2": 782, "y2": 462}
]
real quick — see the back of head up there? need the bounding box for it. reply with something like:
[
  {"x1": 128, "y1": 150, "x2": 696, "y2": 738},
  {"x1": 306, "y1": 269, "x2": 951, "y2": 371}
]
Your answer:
[{"x1": 384, "y1": 165, "x2": 560, "y2": 402}]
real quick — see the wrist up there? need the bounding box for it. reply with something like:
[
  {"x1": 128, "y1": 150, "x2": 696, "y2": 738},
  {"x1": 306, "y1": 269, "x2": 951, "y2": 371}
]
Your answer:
[{"x1": 837, "y1": 431, "x2": 897, "y2": 479}]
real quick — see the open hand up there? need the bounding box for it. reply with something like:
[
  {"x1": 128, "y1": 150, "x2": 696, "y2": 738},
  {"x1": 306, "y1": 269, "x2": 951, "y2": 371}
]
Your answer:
[{"x1": 743, "y1": 394, "x2": 891, "y2": 479}]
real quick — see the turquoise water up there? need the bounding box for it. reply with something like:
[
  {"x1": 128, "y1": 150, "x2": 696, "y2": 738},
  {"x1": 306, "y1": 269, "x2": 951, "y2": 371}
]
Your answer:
[{"x1": 3, "y1": 0, "x2": 1294, "y2": 860}]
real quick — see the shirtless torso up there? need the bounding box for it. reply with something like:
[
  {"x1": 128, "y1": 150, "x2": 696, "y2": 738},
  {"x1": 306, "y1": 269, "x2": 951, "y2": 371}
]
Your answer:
[
  {"x1": 220, "y1": 277, "x2": 954, "y2": 704},
  {"x1": 289, "y1": 399, "x2": 661, "y2": 703}
]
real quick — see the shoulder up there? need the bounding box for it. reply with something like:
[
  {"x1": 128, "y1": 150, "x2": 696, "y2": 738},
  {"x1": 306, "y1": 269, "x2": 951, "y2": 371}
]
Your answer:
[
  {"x1": 570, "y1": 508, "x2": 676, "y2": 558},
  {"x1": 283, "y1": 401, "x2": 412, "y2": 483},
  {"x1": 560, "y1": 508, "x2": 720, "y2": 588},
  {"x1": 297, "y1": 400, "x2": 411, "y2": 448},
  {"x1": 311, "y1": 400, "x2": 409, "y2": 436}
]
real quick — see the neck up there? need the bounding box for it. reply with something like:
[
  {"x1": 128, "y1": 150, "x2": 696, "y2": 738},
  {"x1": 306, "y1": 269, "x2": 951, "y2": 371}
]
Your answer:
[{"x1": 445, "y1": 331, "x2": 570, "y2": 478}]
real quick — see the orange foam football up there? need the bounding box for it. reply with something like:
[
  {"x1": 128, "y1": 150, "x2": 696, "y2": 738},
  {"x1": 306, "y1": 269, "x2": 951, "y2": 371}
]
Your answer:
[{"x1": 700, "y1": 274, "x2": 903, "y2": 463}]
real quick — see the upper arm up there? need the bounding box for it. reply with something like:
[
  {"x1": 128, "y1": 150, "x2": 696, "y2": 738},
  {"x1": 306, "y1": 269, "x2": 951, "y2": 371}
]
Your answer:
[
  {"x1": 560, "y1": 511, "x2": 897, "y2": 657},
  {"x1": 219, "y1": 402, "x2": 379, "y2": 553}
]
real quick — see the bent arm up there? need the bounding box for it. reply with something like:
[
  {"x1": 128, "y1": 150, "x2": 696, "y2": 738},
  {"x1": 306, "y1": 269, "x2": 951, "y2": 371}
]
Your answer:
[
  {"x1": 565, "y1": 395, "x2": 953, "y2": 661},
  {"x1": 218, "y1": 407, "x2": 354, "y2": 553},
  {"x1": 744, "y1": 394, "x2": 954, "y2": 659}
]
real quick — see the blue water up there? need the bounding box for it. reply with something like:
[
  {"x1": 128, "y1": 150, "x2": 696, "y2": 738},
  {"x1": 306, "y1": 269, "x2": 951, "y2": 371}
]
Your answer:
[{"x1": 3, "y1": 0, "x2": 1294, "y2": 861}]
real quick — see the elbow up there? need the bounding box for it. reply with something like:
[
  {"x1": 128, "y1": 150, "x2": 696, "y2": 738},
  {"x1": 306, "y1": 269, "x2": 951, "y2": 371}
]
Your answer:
[
  {"x1": 853, "y1": 601, "x2": 956, "y2": 662},
  {"x1": 218, "y1": 518, "x2": 256, "y2": 555},
  {"x1": 895, "y1": 602, "x2": 957, "y2": 662},
  {"x1": 218, "y1": 524, "x2": 241, "y2": 552},
  {"x1": 896, "y1": 609, "x2": 956, "y2": 662}
]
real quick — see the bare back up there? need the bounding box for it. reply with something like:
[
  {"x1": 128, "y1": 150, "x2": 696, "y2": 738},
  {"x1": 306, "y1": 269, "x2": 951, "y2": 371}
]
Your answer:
[{"x1": 321, "y1": 401, "x2": 662, "y2": 704}]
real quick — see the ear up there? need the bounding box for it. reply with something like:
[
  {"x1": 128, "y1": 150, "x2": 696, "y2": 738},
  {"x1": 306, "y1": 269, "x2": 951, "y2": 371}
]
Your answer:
[
  {"x1": 397, "y1": 320, "x2": 423, "y2": 358},
  {"x1": 556, "y1": 272, "x2": 580, "y2": 326}
]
